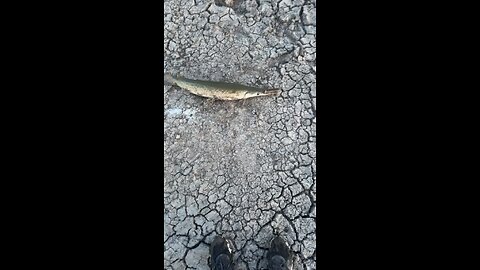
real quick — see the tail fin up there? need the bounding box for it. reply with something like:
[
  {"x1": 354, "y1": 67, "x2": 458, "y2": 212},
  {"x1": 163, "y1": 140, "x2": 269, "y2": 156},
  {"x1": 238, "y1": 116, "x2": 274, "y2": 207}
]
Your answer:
[
  {"x1": 264, "y1": 89, "x2": 281, "y2": 96},
  {"x1": 164, "y1": 73, "x2": 176, "y2": 85}
]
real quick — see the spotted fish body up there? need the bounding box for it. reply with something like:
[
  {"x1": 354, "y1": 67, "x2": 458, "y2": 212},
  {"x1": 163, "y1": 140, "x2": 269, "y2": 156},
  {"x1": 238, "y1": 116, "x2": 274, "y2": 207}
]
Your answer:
[{"x1": 165, "y1": 74, "x2": 281, "y2": 100}]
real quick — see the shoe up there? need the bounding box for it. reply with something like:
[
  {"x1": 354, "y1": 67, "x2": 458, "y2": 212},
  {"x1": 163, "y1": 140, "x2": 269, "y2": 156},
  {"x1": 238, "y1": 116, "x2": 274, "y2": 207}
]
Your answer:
[
  {"x1": 267, "y1": 236, "x2": 292, "y2": 270},
  {"x1": 209, "y1": 236, "x2": 234, "y2": 270}
]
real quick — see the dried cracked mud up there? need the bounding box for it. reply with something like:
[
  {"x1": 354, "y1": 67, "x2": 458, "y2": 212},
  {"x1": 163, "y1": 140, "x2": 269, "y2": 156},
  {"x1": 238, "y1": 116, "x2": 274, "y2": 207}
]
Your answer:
[{"x1": 164, "y1": 0, "x2": 316, "y2": 269}]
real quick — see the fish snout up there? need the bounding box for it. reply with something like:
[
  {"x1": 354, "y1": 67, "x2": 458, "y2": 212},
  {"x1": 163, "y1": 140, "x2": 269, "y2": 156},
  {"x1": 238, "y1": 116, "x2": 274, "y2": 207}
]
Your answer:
[{"x1": 264, "y1": 89, "x2": 281, "y2": 96}]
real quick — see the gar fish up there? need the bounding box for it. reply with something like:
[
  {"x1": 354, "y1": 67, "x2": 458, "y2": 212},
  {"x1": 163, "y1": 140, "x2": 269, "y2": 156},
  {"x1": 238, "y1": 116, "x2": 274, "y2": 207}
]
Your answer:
[{"x1": 164, "y1": 73, "x2": 281, "y2": 100}]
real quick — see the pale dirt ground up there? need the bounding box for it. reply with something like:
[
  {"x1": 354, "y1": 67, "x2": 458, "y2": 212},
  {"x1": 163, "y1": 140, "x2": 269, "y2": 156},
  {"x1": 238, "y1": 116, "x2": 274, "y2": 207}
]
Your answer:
[{"x1": 164, "y1": 0, "x2": 316, "y2": 269}]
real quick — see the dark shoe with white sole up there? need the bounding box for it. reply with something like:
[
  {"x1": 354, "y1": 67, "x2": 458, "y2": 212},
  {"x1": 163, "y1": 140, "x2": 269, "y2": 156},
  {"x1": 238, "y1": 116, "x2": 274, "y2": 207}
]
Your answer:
[
  {"x1": 267, "y1": 236, "x2": 292, "y2": 270},
  {"x1": 209, "y1": 236, "x2": 235, "y2": 270}
]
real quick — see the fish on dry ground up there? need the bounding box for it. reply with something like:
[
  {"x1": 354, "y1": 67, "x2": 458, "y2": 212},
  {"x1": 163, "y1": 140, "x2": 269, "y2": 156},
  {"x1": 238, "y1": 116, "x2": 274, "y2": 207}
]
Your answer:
[{"x1": 164, "y1": 74, "x2": 281, "y2": 100}]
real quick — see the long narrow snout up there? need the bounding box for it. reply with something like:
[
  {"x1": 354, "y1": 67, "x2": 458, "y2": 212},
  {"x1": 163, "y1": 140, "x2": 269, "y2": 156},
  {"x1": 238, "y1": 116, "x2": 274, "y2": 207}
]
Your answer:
[{"x1": 263, "y1": 89, "x2": 281, "y2": 96}]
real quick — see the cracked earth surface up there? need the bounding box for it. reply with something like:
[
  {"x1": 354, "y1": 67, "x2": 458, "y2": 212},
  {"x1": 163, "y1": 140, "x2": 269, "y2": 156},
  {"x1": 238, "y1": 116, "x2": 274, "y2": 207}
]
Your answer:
[{"x1": 164, "y1": 0, "x2": 316, "y2": 269}]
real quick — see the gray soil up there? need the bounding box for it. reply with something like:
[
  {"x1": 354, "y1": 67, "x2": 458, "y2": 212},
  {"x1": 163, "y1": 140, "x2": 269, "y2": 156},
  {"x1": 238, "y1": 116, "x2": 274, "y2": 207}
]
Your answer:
[{"x1": 164, "y1": 0, "x2": 316, "y2": 269}]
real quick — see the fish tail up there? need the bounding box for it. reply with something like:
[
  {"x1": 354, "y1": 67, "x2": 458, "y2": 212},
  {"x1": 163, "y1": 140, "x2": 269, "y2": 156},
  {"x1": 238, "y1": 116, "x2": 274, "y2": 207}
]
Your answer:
[{"x1": 164, "y1": 73, "x2": 176, "y2": 85}]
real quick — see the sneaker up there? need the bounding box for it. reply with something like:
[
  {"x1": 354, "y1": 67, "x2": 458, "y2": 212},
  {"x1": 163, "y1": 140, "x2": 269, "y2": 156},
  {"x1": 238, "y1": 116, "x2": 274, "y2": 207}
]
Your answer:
[
  {"x1": 209, "y1": 236, "x2": 235, "y2": 270},
  {"x1": 267, "y1": 236, "x2": 292, "y2": 270}
]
